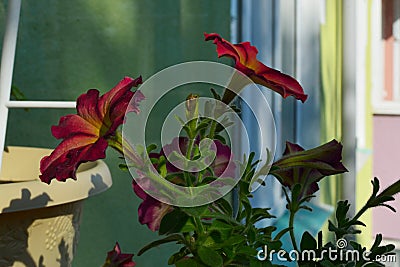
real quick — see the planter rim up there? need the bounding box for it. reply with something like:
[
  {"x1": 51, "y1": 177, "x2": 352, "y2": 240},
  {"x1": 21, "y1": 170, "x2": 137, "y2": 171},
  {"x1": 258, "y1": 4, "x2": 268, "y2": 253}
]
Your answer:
[{"x1": 0, "y1": 146, "x2": 112, "y2": 214}]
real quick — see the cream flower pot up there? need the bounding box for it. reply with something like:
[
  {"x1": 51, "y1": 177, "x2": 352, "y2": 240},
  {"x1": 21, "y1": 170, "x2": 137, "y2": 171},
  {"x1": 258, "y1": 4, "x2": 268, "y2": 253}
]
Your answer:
[{"x1": 0, "y1": 146, "x2": 112, "y2": 267}]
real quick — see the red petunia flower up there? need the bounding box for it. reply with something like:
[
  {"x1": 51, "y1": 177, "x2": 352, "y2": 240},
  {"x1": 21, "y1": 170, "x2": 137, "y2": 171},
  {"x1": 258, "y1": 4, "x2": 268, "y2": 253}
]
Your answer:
[
  {"x1": 40, "y1": 76, "x2": 144, "y2": 184},
  {"x1": 204, "y1": 33, "x2": 308, "y2": 103},
  {"x1": 103, "y1": 242, "x2": 136, "y2": 267}
]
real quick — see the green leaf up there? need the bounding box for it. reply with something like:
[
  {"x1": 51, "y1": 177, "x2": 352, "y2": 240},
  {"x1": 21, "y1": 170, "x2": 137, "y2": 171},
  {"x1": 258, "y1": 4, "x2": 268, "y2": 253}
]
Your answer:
[
  {"x1": 146, "y1": 143, "x2": 158, "y2": 154},
  {"x1": 210, "y1": 88, "x2": 221, "y2": 100},
  {"x1": 299, "y1": 205, "x2": 313, "y2": 212},
  {"x1": 209, "y1": 220, "x2": 233, "y2": 240},
  {"x1": 327, "y1": 220, "x2": 339, "y2": 232},
  {"x1": 335, "y1": 200, "x2": 351, "y2": 226},
  {"x1": 318, "y1": 260, "x2": 336, "y2": 267},
  {"x1": 10, "y1": 85, "x2": 26, "y2": 100},
  {"x1": 236, "y1": 245, "x2": 257, "y2": 256},
  {"x1": 225, "y1": 235, "x2": 246, "y2": 245},
  {"x1": 265, "y1": 240, "x2": 283, "y2": 251},
  {"x1": 176, "y1": 258, "x2": 206, "y2": 267},
  {"x1": 168, "y1": 247, "x2": 190, "y2": 265},
  {"x1": 249, "y1": 257, "x2": 278, "y2": 267},
  {"x1": 196, "y1": 121, "x2": 211, "y2": 131},
  {"x1": 180, "y1": 217, "x2": 197, "y2": 232},
  {"x1": 181, "y1": 205, "x2": 209, "y2": 217},
  {"x1": 174, "y1": 114, "x2": 186, "y2": 126},
  {"x1": 250, "y1": 208, "x2": 275, "y2": 224},
  {"x1": 352, "y1": 220, "x2": 367, "y2": 227},
  {"x1": 214, "y1": 197, "x2": 233, "y2": 216},
  {"x1": 300, "y1": 231, "x2": 317, "y2": 251},
  {"x1": 202, "y1": 233, "x2": 219, "y2": 247},
  {"x1": 370, "y1": 234, "x2": 382, "y2": 251},
  {"x1": 137, "y1": 234, "x2": 184, "y2": 256},
  {"x1": 214, "y1": 134, "x2": 227, "y2": 144},
  {"x1": 378, "y1": 203, "x2": 396, "y2": 212},
  {"x1": 118, "y1": 164, "x2": 128, "y2": 171},
  {"x1": 198, "y1": 246, "x2": 223, "y2": 267},
  {"x1": 378, "y1": 178, "x2": 400, "y2": 197},
  {"x1": 241, "y1": 198, "x2": 252, "y2": 223},
  {"x1": 377, "y1": 195, "x2": 396, "y2": 203},
  {"x1": 222, "y1": 247, "x2": 235, "y2": 259},
  {"x1": 372, "y1": 177, "x2": 380, "y2": 196},
  {"x1": 201, "y1": 210, "x2": 241, "y2": 226},
  {"x1": 159, "y1": 209, "x2": 189, "y2": 235},
  {"x1": 368, "y1": 178, "x2": 400, "y2": 212},
  {"x1": 247, "y1": 225, "x2": 257, "y2": 243},
  {"x1": 258, "y1": 226, "x2": 277, "y2": 238}
]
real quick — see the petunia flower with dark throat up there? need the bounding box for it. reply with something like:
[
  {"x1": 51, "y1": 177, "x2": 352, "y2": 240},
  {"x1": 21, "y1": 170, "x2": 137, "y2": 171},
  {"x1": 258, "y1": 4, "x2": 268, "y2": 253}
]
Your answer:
[
  {"x1": 40, "y1": 76, "x2": 144, "y2": 184},
  {"x1": 270, "y1": 140, "x2": 348, "y2": 200},
  {"x1": 205, "y1": 32, "x2": 308, "y2": 104}
]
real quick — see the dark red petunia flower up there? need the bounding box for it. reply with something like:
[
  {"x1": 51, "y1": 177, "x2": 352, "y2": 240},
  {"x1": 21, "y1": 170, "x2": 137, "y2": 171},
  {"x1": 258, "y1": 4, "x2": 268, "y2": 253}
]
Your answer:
[
  {"x1": 103, "y1": 242, "x2": 136, "y2": 267},
  {"x1": 132, "y1": 179, "x2": 173, "y2": 232},
  {"x1": 204, "y1": 32, "x2": 308, "y2": 103},
  {"x1": 270, "y1": 140, "x2": 348, "y2": 199},
  {"x1": 40, "y1": 76, "x2": 144, "y2": 184}
]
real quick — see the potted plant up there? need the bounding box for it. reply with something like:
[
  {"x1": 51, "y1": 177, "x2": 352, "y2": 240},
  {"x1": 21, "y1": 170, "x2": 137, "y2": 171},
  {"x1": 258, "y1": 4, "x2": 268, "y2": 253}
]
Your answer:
[{"x1": 39, "y1": 33, "x2": 399, "y2": 267}]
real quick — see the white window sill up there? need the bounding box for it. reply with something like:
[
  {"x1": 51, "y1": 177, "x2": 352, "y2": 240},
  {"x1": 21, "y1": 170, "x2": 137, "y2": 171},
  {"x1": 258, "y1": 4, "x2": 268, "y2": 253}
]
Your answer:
[{"x1": 373, "y1": 102, "x2": 400, "y2": 115}]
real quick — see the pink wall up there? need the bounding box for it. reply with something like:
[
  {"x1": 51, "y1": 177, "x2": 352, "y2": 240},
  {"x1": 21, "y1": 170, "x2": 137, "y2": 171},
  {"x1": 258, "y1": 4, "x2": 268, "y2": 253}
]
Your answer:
[{"x1": 373, "y1": 115, "x2": 400, "y2": 240}]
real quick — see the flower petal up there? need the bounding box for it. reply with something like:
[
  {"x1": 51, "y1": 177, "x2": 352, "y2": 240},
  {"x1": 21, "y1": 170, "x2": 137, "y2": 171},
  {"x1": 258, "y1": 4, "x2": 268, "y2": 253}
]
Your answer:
[
  {"x1": 99, "y1": 76, "x2": 142, "y2": 118},
  {"x1": 125, "y1": 90, "x2": 145, "y2": 114},
  {"x1": 107, "y1": 90, "x2": 145, "y2": 135},
  {"x1": 132, "y1": 180, "x2": 173, "y2": 231},
  {"x1": 137, "y1": 196, "x2": 172, "y2": 231},
  {"x1": 205, "y1": 32, "x2": 308, "y2": 103},
  {"x1": 39, "y1": 136, "x2": 108, "y2": 183},
  {"x1": 76, "y1": 89, "x2": 103, "y2": 129},
  {"x1": 99, "y1": 77, "x2": 144, "y2": 135},
  {"x1": 51, "y1": 114, "x2": 100, "y2": 139},
  {"x1": 40, "y1": 76, "x2": 144, "y2": 184},
  {"x1": 270, "y1": 140, "x2": 348, "y2": 198},
  {"x1": 104, "y1": 242, "x2": 136, "y2": 267}
]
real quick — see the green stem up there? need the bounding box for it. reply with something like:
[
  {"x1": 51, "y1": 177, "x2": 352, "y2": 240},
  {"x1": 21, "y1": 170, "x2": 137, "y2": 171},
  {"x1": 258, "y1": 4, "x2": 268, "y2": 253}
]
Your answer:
[
  {"x1": 289, "y1": 208, "x2": 299, "y2": 252},
  {"x1": 208, "y1": 120, "x2": 217, "y2": 139},
  {"x1": 108, "y1": 131, "x2": 124, "y2": 154},
  {"x1": 345, "y1": 204, "x2": 369, "y2": 228},
  {"x1": 197, "y1": 172, "x2": 204, "y2": 185},
  {"x1": 108, "y1": 131, "x2": 190, "y2": 200},
  {"x1": 297, "y1": 169, "x2": 312, "y2": 202},
  {"x1": 194, "y1": 216, "x2": 205, "y2": 235},
  {"x1": 185, "y1": 138, "x2": 195, "y2": 159},
  {"x1": 183, "y1": 138, "x2": 196, "y2": 187}
]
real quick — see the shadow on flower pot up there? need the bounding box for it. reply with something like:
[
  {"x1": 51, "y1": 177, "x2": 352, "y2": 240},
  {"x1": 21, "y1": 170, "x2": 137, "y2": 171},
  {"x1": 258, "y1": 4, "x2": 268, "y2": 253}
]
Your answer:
[
  {"x1": 0, "y1": 147, "x2": 112, "y2": 266},
  {"x1": 0, "y1": 188, "x2": 56, "y2": 267}
]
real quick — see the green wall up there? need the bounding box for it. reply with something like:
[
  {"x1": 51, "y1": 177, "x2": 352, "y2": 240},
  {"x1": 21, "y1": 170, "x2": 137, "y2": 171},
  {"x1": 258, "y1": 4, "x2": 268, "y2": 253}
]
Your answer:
[{"x1": 2, "y1": 1, "x2": 230, "y2": 266}]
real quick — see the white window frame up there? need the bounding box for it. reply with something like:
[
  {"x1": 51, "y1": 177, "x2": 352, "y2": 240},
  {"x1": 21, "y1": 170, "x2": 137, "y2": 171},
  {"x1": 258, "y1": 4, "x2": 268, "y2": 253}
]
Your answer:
[
  {"x1": 372, "y1": 0, "x2": 400, "y2": 115},
  {"x1": 0, "y1": 0, "x2": 75, "y2": 173}
]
